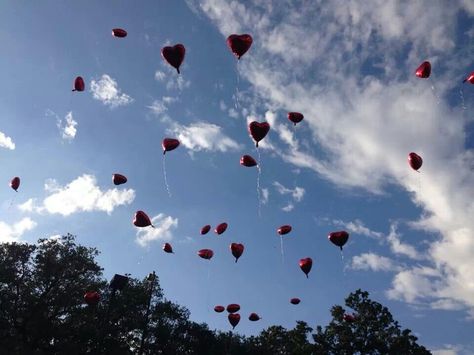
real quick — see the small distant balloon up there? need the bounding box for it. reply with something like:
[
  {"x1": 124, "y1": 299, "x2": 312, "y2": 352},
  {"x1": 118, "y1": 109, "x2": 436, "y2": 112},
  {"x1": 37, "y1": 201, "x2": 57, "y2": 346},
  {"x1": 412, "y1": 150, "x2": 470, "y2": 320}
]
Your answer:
[
  {"x1": 415, "y1": 61, "x2": 431, "y2": 79},
  {"x1": 343, "y1": 313, "x2": 357, "y2": 322},
  {"x1": 463, "y1": 71, "x2": 474, "y2": 84},
  {"x1": 214, "y1": 222, "x2": 228, "y2": 235},
  {"x1": 248, "y1": 121, "x2": 270, "y2": 147},
  {"x1": 228, "y1": 313, "x2": 240, "y2": 329},
  {"x1": 162, "y1": 138, "x2": 180, "y2": 155},
  {"x1": 161, "y1": 44, "x2": 186, "y2": 74},
  {"x1": 230, "y1": 243, "x2": 244, "y2": 263},
  {"x1": 133, "y1": 211, "x2": 153, "y2": 228},
  {"x1": 227, "y1": 304, "x2": 240, "y2": 313},
  {"x1": 328, "y1": 231, "x2": 349, "y2": 250},
  {"x1": 288, "y1": 112, "x2": 304, "y2": 125},
  {"x1": 277, "y1": 225, "x2": 292, "y2": 235},
  {"x1": 408, "y1": 152, "x2": 423, "y2": 171},
  {"x1": 248, "y1": 313, "x2": 260, "y2": 321},
  {"x1": 290, "y1": 298, "x2": 301, "y2": 305},
  {"x1": 214, "y1": 305, "x2": 225, "y2": 313},
  {"x1": 10, "y1": 177, "x2": 20, "y2": 192},
  {"x1": 162, "y1": 243, "x2": 173, "y2": 253},
  {"x1": 112, "y1": 28, "x2": 127, "y2": 38},
  {"x1": 226, "y1": 34, "x2": 253, "y2": 60},
  {"x1": 240, "y1": 155, "x2": 257, "y2": 167},
  {"x1": 198, "y1": 249, "x2": 214, "y2": 260},
  {"x1": 72, "y1": 76, "x2": 85, "y2": 92},
  {"x1": 112, "y1": 173, "x2": 127, "y2": 185},
  {"x1": 84, "y1": 291, "x2": 100, "y2": 306},
  {"x1": 299, "y1": 258, "x2": 312, "y2": 278},
  {"x1": 200, "y1": 225, "x2": 211, "y2": 235}
]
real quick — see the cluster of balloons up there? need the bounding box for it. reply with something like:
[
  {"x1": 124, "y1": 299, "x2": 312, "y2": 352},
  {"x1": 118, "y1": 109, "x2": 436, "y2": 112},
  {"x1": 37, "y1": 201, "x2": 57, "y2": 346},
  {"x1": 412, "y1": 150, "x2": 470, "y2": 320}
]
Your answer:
[{"x1": 213, "y1": 303, "x2": 260, "y2": 329}]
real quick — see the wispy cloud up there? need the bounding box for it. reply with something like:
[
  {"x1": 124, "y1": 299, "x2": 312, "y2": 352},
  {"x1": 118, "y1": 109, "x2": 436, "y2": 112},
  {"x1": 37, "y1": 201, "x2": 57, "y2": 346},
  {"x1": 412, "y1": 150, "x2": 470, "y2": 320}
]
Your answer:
[
  {"x1": 136, "y1": 213, "x2": 178, "y2": 247},
  {"x1": 56, "y1": 111, "x2": 77, "y2": 141},
  {"x1": 0, "y1": 217, "x2": 37, "y2": 243},
  {"x1": 21, "y1": 175, "x2": 135, "y2": 216},
  {"x1": 90, "y1": 74, "x2": 133, "y2": 108},
  {"x1": 0, "y1": 131, "x2": 15, "y2": 150},
  {"x1": 351, "y1": 253, "x2": 400, "y2": 272}
]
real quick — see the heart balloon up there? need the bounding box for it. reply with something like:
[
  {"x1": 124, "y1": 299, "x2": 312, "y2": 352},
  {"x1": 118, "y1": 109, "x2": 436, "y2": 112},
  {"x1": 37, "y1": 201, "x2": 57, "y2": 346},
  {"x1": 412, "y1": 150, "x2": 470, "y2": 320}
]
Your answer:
[
  {"x1": 214, "y1": 222, "x2": 228, "y2": 235},
  {"x1": 10, "y1": 176, "x2": 20, "y2": 192},
  {"x1": 198, "y1": 249, "x2": 214, "y2": 260},
  {"x1": 343, "y1": 313, "x2": 357, "y2": 322},
  {"x1": 73, "y1": 76, "x2": 85, "y2": 92},
  {"x1": 112, "y1": 173, "x2": 127, "y2": 185},
  {"x1": 299, "y1": 257, "x2": 312, "y2": 278},
  {"x1": 133, "y1": 211, "x2": 153, "y2": 228},
  {"x1": 415, "y1": 61, "x2": 431, "y2": 78},
  {"x1": 230, "y1": 243, "x2": 244, "y2": 263},
  {"x1": 226, "y1": 304, "x2": 240, "y2": 313},
  {"x1": 226, "y1": 34, "x2": 253, "y2": 59},
  {"x1": 248, "y1": 313, "x2": 260, "y2": 321},
  {"x1": 162, "y1": 243, "x2": 173, "y2": 253},
  {"x1": 277, "y1": 225, "x2": 292, "y2": 235},
  {"x1": 240, "y1": 155, "x2": 257, "y2": 167},
  {"x1": 112, "y1": 28, "x2": 127, "y2": 38},
  {"x1": 214, "y1": 305, "x2": 225, "y2": 313},
  {"x1": 161, "y1": 44, "x2": 185, "y2": 74},
  {"x1": 290, "y1": 298, "x2": 301, "y2": 305},
  {"x1": 84, "y1": 291, "x2": 100, "y2": 306},
  {"x1": 248, "y1": 121, "x2": 270, "y2": 147},
  {"x1": 328, "y1": 231, "x2": 349, "y2": 250},
  {"x1": 228, "y1": 313, "x2": 240, "y2": 329},
  {"x1": 162, "y1": 138, "x2": 180, "y2": 155},
  {"x1": 200, "y1": 224, "x2": 211, "y2": 235},
  {"x1": 463, "y1": 71, "x2": 474, "y2": 84},
  {"x1": 288, "y1": 112, "x2": 304, "y2": 125},
  {"x1": 408, "y1": 152, "x2": 423, "y2": 171}
]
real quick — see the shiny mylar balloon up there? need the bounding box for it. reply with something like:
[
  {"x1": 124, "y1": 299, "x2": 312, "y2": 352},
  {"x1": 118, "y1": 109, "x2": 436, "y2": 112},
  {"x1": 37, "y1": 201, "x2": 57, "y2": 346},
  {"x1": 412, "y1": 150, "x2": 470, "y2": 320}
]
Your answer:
[
  {"x1": 72, "y1": 76, "x2": 85, "y2": 92},
  {"x1": 328, "y1": 231, "x2": 349, "y2": 250},
  {"x1": 214, "y1": 222, "x2": 228, "y2": 235},
  {"x1": 463, "y1": 71, "x2": 474, "y2": 84},
  {"x1": 226, "y1": 34, "x2": 253, "y2": 59},
  {"x1": 230, "y1": 243, "x2": 244, "y2": 263},
  {"x1": 248, "y1": 121, "x2": 270, "y2": 147},
  {"x1": 214, "y1": 305, "x2": 225, "y2": 313},
  {"x1": 277, "y1": 225, "x2": 292, "y2": 235},
  {"x1": 248, "y1": 313, "x2": 260, "y2": 321},
  {"x1": 240, "y1": 155, "x2": 257, "y2": 167},
  {"x1": 200, "y1": 225, "x2": 211, "y2": 235},
  {"x1": 343, "y1": 313, "x2": 357, "y2": 322},
  {"x1": 133, "y1": 211, "x2": 153, "y2": 228},
  {"x1": 84, "y1": 291, "x2": 100, "y2": 306},
  {"x1": 408, "y1": 152, "x2": 423, "y2": 171},
  {"x1": 227, "y1": 304, "x2": 240, "y2": 313},
  {"x1": 112, "y1": 28, "x2": 127, "y2": 38},
  {"x1": 288, "y1": 112, "x2": 304, "y2": 125},
  {"x1": 10, "y1": 177, "x2": 20, "y2": 192},
  {"x1": 112, "y1": 173, "x2": 127, "y2": 185},
  {"x1": 228, "y1": 313, "x2": 240, "y2": 329},
  {"x1": 161, "y1": 44, "x2": 185, "y2": 74},
  {"x1": 290, "y1": 298, "x2": 301, "y2": 305},
  {"x1": 162, "y1": 243, "x2": 173, "y2": 253},
  {"x1": 198, "y1": 249, "x2": 214, "y2": 260},
  {"x1": 299, "y1": 257, "x2": 312, "y2": 278},
  {"x1": 415, "y1": 61, "x2": 431, "y2": 78},
  {"x1": 162, "y1": 138, "x2": 180, "y2": 155}
]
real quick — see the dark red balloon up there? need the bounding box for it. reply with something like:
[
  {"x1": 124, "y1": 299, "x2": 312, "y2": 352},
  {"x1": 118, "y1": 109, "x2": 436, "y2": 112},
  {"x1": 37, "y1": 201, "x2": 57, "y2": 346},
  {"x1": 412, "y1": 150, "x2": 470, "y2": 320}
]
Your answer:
[
  {"x1": 299, "y1": 258, "x2": 312, "y2": 278},
  {"x1": 248, "y1": 313, "x2": 260, "y2": 321},
  {"x1": 112, "y1": 28, "x2": 127, "y2": 38},
  {"x1": 198, "y1": 249, "x2": 214, "y2": 260},
  {"x1": 200, "y1": 224, "x2": 211, "y2": 235},
  {"x1": 214, "y1": 222, "x2": 228, "y2": 235},
  {"x1": 214, "y1": 305, "x2": 225, "y2": 313},
  {"x1": 290, "y1": 298, "x2": 301, "y2": 305},
  {"x1": 343, "y1": 313, "x2": 356, "y2": 322},
  {"x1": 228, "y1": 313, "x2": 240, "y2": 329},
  {"x1": 277, "y1": 225, "x2": 292, "y2": 235},
  {"x1": 161, "y1": 44, "x2": 185, "y2": 74},
  {"x1": 227, "y1": 34, "x2": 253, "y2": 59},
  {"x1": 240, "y1": 155, "x2": 257, "y2": 167},
  {"x1": 112, "y1": 173, "x2": 127, "y2": 185},
  {"x1": 163, "y1": 243, "x2": 173, "y2": 253},
  {"x1": 248, "y1": 121, "x2": 270, "y2": 147},
  {"x1": 288, "y1": 112, "x2": 304, "y2": 125},
  {"x1": 408, "y1": 152, "x2": 423, "y2": 171},
  {"x1": 415, "y1": 61, "x2": 431, "y2": 79},
  {"x1": 227, "y1": 304, "x2": 240, "y2": 313},
  {"x1": 328, "y1": 231, "x2": 349, "y2": 250},
  {"x1": 162, "y1": 138, "x2": 180, "y2": 155},
  {"x1": 72, "y1": 76, "x2": 85, "y2": 92},
  {"x1": 230, "y1": 243, "x2": 244, "y2": 263},
  {"x1": 10, "y1": 177, "x2": 20, "y2": 192},
  {"x1": 463, "y1": 71, "x2": 474, "y2": 84},
  {"x1": 84, "y1": 291, "x2": 100, "y2": 306},
  {"x1": 133, "y1": 211, "x2": 153, "y2": 228}
]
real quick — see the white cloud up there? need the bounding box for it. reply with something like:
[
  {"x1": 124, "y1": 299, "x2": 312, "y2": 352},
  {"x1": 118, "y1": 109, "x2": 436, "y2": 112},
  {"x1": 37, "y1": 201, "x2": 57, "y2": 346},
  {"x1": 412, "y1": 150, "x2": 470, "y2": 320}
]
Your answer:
[
  {"x1": 155, "y1": 70, "x2": 166, "y2": 81},
  {"x1": 57, "y1": 111, "x2": 77, "y2": 141},
  {"x1": 28, "y1": 175, "x2": 135, "y2": 216},
  {"x1": 166, "y1": 75, "x2": 191, "y2": 91},
  {"x1": 351, "y1": 253, "x2": 399, "y2": 272},
  {"x1": 273, "y1": 181, "x2": 305, "y2": 202},
  {"x1": 0, "y1": 217, "x2": 37, "y2": 243},
  {"x1": 332, "y1": 219, "x2": 383, "y2": 239},
  {"x1": 194, "y1": 0, "x2": 474, "y2": 315},
  {"x1": 0, "y1": 131, "x2": 15, "y2": 150},
  {"x1": 386, "y1": 224, "x2": 420, "y2": 260},
  {"x1": 90, "y1": 74, "x2": 133, "y2": 108},
  {"x1": 171, "y1": 121, "x2": 242, "y2": 153},
  {"x1": 136, "y1": 213, "x2": 178, "y2": 247},
  {"x1": 261, "y1": 188, "x2": 269, "y2": 204},
  {"x1": 281, "y1": 203, "x2": 294, "y2": 212}
]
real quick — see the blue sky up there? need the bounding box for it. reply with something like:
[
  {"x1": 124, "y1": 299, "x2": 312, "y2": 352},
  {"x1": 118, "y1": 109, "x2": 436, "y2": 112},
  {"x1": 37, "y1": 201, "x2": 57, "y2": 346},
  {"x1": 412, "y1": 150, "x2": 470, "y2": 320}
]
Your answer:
[{"x1": 1, "y1": 1, "x2": 474, "y2": 353}]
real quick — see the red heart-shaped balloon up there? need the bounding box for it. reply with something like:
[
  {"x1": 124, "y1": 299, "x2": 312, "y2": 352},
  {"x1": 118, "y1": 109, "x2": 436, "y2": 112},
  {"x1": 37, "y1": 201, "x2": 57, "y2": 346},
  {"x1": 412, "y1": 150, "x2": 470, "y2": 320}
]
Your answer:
[
  {"x1": 227, "y1": 34, "x2": 253, "y2": 59},
  {"x1": 230, "y1": 243, "x2": 244, "y2": 263},
  {"x1": 240, "y1": 155, "x2": 257, "y2": 167},
  {"x1": 227, "y1": 304, "x2": 240, "y2": 313},
  {"x1": 162, "y1": 138, "x2": 180, "y2": 155},
  {"x1": 73, "y1": 76, "x2": 85, "y2": 92},
  {"x1": 408, "y1": 152, "x2": 423, "y2": 171},
  {"x1": 228, "y1": 313, "x2": 240, "y2": 329},
  {"x1": 214, "y1": 305, "x2": 225, "y2": 313},
  {"x1": 133, "y1": 211, "x2": 153, "y2": 228},
  {"x1": 10, "y1": 176, "x2": 20, "y2": 192},
  {"x1": 343, "y1": 313, "x2": 357, "y2": 322},
  {"x1": 290, "y1": 297, "x2": 301, "y2": 305},
  {"x1": 299, "y1": 257, "x2": 312, "y2": 278},
  {"x1": 248, "y1": 121, "x2": 270, "y2": 147},
  {"x1": 84, "y1": 291, "x2": 100, "y2": 306},
  {"x1": 214, "y1": 222, "x2": 228, "y2": 235},
  {"x1": 198, "y1": 249, "x2": 214, "y2": 260},
  {"x1": 162, "y1": 243, "x2": 173, "y2": 253},
  {"x1": 200, "y1": 224, "x2": 211, "y2": 235},
  {"x1": 112, "y1": 173, "x2": 127, "y2": 185},
  {"x1": 463, "y1": 71, "x2": 474, "y2": 84},
  {"x1": 161, "y1": 44, "x2": 185, "y2": 74},
  {"x1": 328, "y1": 231, "x2": 349, "y2": 250},
  {"x1": 112, "y1": 28, "x2": 127, "y2": 38},
  {"x1": 277, "y1": 225, "x2": 292, "y2": 235},
  {"x1": 415, "y1": 61, "x2": 431, "y2": 79},
  {"x1": 288, "y1": 112, "x2": 304, "y2": 125},
  {"x1": 248, "y1": 313, "x2": 260, "y2": 321}
]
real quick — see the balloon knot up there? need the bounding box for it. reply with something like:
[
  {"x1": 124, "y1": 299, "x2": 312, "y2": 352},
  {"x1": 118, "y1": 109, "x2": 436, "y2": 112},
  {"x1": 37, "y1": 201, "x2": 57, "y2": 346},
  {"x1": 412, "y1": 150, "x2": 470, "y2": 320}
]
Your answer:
[
  {"x1": 177, "y1": 68, "x2": 180, "y2": 74},
  {"x1": 163, "y1": 151, "x2": 166, "y2": 155}
]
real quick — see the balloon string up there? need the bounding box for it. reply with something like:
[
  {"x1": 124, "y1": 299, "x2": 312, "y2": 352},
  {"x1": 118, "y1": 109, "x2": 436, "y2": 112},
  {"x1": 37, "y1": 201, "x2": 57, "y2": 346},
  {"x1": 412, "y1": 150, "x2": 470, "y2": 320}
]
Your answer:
[
  {"x1": 8, "y1": 193, "x2": 17, "y2": 209},
  {"x1": 234, "y1": 61, "x2": 241, "y2": 111},
  {"x1": 207, "y1": 262, "x2": 211, "y2": 313},
  {"x1": 162, "y1": 156, "x2": 172, "y2": 197},
  {"x1": 430, "y1": 84, "x2": 441, "y2": 105},
  {"x1": 280, "y1": 236, "x2": 284, "y2": 264},
  {"x1": 256, "y1": 148, "x2": 262, "y2": 217},
  {"x1": 460, "y1": 87, "x2": 467, "y2": 112}
]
